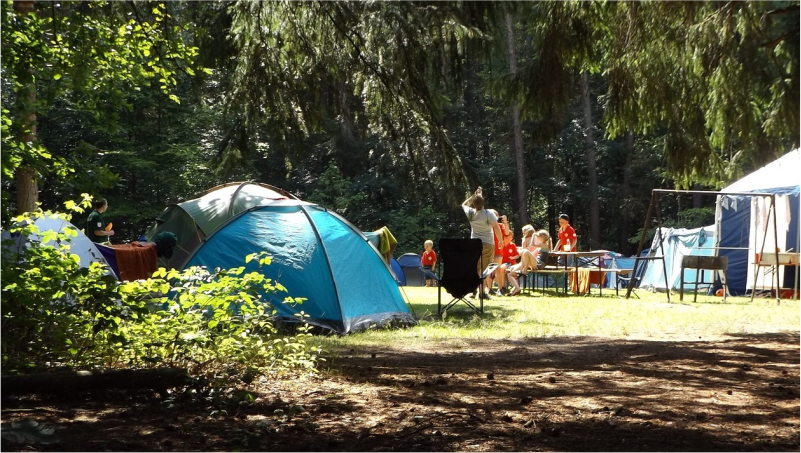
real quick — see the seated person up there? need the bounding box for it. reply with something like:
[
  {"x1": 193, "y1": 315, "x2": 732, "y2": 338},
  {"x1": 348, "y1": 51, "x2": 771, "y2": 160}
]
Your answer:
[
  {"x1": 489, "y1": 209, "x2": 510, "y2": 295},
  {"x1": 518, "y1": 224, "x2": 536, "y2": 253},
  {"x1": 500, "y1": 232, "x2": 522, "y2": 296},
  {"x1": 510, "y1": 230, "x2": 552, "y2": 275}
]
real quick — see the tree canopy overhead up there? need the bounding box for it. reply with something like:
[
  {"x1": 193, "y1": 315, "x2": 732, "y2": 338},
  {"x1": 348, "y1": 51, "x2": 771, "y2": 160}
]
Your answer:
[
  {"x1": 600, "y1": 1, "x2": 799, "y2": 185},
  {"x1": 2, "y1": 0, "x2": 798, "y2": 255},
  {"x1": 2, "y1": 0, "x2": 201, "y2": 213}
]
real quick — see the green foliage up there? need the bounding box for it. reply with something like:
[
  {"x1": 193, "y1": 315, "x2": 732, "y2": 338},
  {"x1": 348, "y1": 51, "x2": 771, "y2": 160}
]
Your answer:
[
  {"x1": 307, "y1": 163, "x2": 366, "y2": 217},
  {"x1": 117, "y1": 258, "x2": 320, "y2": 383},
  {"x1": 2, "y1": 210, "x2": 321, "y2": 385},
  {"x1": 221, "y1": 0, "x2": 480, "y2": 203},
  {"x1": 600, "y1": 1, "x2": 799, "y2": 186},
  {"x1": 629, "y1": 206, "x2": 716, "y2": 248},
  {"x1": 387, "y1": 205, "x2": 449, "y2": 256},
  {"x1": 1, "y1": 0, "x2": 204, "y2": 221},
  {"x1": 1, "y1": 209, "x2": 125, "y2": 372}
]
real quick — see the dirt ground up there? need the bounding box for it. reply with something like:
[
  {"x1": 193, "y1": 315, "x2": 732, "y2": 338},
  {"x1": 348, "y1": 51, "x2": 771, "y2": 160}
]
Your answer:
[{"x1": 2, "y1": 332, "x2": 799, "y2": 452}]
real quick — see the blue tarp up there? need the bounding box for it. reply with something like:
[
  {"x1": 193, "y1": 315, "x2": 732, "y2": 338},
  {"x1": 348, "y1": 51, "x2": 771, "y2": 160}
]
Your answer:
[
  {"x1": 390, "y1": 258, "x2": 406, "y2": 285},
  {"x1": 185, "y1": 203, "x2": 415, "y2": 334},
  {"x1": 606, "y1": 256, "x2": 641, "y2": 289},
  {"x1": 638, "y1": 226, "x2": 718, "y2": 292}
]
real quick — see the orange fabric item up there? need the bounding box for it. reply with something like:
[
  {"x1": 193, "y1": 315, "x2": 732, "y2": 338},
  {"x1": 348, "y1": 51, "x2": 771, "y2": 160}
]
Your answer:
[
  {"x1": 571, "y1": 269, "x2": 606, "y2": 293},
  {"x1": 110, "y1": 242, "x2": 158, "y2": 281},
  {"x1": 571, "y1": 268, "x2": 591, "y2": 293},
  {"x1": 588, "y1": 270, "x2": 607, "y2": 286}
]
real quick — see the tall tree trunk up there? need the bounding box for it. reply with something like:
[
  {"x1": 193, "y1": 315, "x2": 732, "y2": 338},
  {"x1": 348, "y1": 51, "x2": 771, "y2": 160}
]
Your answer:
[
  {"x1": 619, "y1": 132, "x2": 635, "y2": 253},
  {"x1": 692, "y1": 184, "x2": 703, "y2": 208},
  {"x1": 581, "y1": 71, "x2": 600, "y2": 250},
  {"x1": 13, "y1": 0, "x2": 39, "y2": 214},
  {"x1": 463, "y1": 40, "x2": 479, "y2": 163},
  {"x1": 505, "y1": 10, "x2": 528, "y2": 231}
]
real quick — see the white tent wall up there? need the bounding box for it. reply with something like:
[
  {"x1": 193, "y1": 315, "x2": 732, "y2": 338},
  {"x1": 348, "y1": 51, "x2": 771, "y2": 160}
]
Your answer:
[
  {"x1": 1, "y1": 214, "x2": 116, "y2": 279},
  {"x1": 747, "y1": 195, "x2": 793, "y2": 291},
  {"x1": 715, "y1": 149, "x2": 801, "y2": 296}
]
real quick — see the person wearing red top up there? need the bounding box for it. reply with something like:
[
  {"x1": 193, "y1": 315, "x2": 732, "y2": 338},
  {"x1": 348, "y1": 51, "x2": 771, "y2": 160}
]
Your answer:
[
  {"x1": 554, "y1": 213, "x2": 577, "y2": 267},
  {"x1": 500, "y1": 232, "x2": 522, "y2": 296},
  {"x1": 421, "y1": 239, "x2": 438, "y2": 287},
  {"x1": 554, "y1": 213, "x2": 577, "y2": 252},
  {"x1": 489, "y1": 210, "x2": 510, "y2": 295}
]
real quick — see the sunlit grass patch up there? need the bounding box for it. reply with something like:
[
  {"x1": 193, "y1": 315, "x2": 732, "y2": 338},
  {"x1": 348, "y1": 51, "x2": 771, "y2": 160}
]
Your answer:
[{"x1": 310, "y1": 286, "x2": 800, "y2": 352}]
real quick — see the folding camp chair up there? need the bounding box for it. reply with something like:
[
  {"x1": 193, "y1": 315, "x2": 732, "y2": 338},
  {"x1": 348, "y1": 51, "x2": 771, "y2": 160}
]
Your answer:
[
  {"x1": 617, "y1": 274, "x2": 641, "y2": 298},
  {"x1": 437, "y1": 238, "x2": 487, "y2": 314}
]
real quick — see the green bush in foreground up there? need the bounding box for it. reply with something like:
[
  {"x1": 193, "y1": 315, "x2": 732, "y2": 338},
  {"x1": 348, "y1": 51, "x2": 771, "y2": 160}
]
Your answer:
[
  {"x1": 1, "y1": 211, "x2": 124, "y2": 372},
  {"x1": 2, "y1": 210, "x2": 320, "y2": 387},
  {"x1": 118, "y1": 258, "x2": 321, "y2": 385}
]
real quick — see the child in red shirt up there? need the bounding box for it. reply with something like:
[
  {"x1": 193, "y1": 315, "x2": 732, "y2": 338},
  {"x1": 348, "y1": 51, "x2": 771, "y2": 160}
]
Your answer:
[
  {"x1": 501, "y1": 233, "x2": 522, "y2": 296},
  {"x1": 421, "y1": 240, "x2": 437, "y2": 287}
]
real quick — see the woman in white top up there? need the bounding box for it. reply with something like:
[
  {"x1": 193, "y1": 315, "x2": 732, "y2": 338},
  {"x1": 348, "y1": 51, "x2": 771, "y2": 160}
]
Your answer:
[{"x1": 462, "y1": 187, "x2": 503, "y2": 298}]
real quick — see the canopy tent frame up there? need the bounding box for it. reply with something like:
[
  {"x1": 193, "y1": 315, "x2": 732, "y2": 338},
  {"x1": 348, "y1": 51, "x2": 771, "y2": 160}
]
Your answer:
[{"x1": 627, "y1": 189, "x2": 782, "y2": 303}]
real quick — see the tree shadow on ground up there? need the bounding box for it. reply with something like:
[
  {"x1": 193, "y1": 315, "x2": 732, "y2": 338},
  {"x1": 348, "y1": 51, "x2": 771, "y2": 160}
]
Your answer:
[
  {"x1": 322, "y1": 332, "x2": 799, "y2": 451},
  {"x1": 2, "y1": 334, "x2": 798, "y2": 452}
]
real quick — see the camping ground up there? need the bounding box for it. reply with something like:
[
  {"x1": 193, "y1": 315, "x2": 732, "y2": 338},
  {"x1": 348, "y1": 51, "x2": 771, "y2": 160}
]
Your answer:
[{"x1": 1, "y1": 288, "x2": 799, "y2": 452}]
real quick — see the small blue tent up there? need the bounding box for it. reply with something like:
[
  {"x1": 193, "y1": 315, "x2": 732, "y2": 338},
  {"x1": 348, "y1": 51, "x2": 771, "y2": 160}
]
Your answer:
[
  {"x1": 716, "y1": 149, "x2": 800, "y2": 295},
  {"x1": 397, "y1": 253, "x2": 427, "y2": 286},
  {"x1": 390, "y1": 258, "x2": 406, "y2": 285},
  {"x1": 184, "y1": 199, "x2": 415, "y2": 334}
]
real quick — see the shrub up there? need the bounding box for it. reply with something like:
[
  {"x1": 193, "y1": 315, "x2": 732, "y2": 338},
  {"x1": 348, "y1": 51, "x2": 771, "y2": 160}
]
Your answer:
[
  {"x1": 1, "y1": 211, "x2": 126, "y2": 372},
  {"x1": 2, "y1": 209, "x2": 321, "y2": 386},
  {"x1": 117, "y1": 256, "x2": 320, "y2": 385}
]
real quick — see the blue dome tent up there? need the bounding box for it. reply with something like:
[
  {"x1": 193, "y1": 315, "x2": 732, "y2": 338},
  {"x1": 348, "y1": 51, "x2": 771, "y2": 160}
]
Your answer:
[{"x1": 182, "y1": 198, "x2": 415, "y2": 334}]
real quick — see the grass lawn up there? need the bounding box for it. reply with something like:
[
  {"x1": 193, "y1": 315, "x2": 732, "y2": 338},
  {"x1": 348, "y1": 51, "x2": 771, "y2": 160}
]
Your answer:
[{"x1": 312, "y1": 286, "x2": 801, "y2": 350}]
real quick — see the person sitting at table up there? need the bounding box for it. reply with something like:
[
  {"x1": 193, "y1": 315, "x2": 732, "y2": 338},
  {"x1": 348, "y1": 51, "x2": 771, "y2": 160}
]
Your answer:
[
  {"x1": 518, "y1": 224, "x2": 536, "y2": 250},
  {"x1": 488, "y1": 209, "x2": 510, "y2": 295},
  {"x1": 510, "y1": 230, "x2": 552, "y2": 275},
  {"x1": 501, "y1": 231, "x2": 522, "y2": 296}
]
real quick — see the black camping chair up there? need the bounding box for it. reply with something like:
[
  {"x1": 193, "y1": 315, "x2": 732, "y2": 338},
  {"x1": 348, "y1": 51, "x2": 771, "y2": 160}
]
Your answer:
[{"x1": 437, "y1": 238, "x2": 486, "y2": 315}]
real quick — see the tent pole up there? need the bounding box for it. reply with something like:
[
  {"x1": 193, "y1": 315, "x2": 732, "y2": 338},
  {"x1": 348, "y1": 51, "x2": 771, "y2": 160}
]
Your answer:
[
  {"x1": 299, "y1": 205, "x2": 346, "y2": 333},
  {"x1": 771, "y1": 194, "x2": 781, "y2": 303},
  {"x1": 751, "y1": 197, "x2": 770, "y2": 303},
  {"x1": 796, "y1": 194, "x2": 800, "y2": 299},
  {"x1": 627, "y1": 190, "x2": 657, "y2": 299},
  {"x1": 654, "y1": 195, "x2": 670, "y2": 302}
]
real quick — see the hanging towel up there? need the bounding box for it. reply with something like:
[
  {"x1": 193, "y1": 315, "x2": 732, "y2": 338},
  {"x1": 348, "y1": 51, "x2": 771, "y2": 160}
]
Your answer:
[
  {"x1": 571, "y1": 268, "x2": 592, "y2": 294},
  {"x1": 374, "y1": 226, "x2": 397, "y2": 263},
  {"x1": 110, "y1": 242, "x2": 158, "y2": 281}
]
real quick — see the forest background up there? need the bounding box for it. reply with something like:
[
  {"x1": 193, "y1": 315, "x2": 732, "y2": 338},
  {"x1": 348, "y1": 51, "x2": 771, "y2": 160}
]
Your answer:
[{"x1": 2, "y1": 0, "x2": 799, "y2": 256}]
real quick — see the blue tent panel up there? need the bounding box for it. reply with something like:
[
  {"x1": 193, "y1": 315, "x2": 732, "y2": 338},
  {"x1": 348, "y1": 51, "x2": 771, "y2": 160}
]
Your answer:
[
  {"x1": 186, "y1": 205, "x2": 414, "y2": 333},
  {"x1": 307, "y1": 209, "x2": 408, "y2": 323},
  {"x1": 716, "y1": 149, "x2": 800, "y2": 295},
  {"x1": 717, "y1": 200, "x2": 753, "y2": 294},
  {"x1": 397, "y1": 253, "x2": 426, "y2": 286},
  {"x1": 397, "y1": 253, "x2": 421, "y2": 267},
  {"x1": 390, "y1": 258, "x2": 406, "y2": 285}
]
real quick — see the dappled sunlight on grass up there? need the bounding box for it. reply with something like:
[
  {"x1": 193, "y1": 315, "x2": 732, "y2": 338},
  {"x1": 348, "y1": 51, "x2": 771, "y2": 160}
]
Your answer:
[{"x1": 311, "y1": 286, "x2": 800, "y2": 351}]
